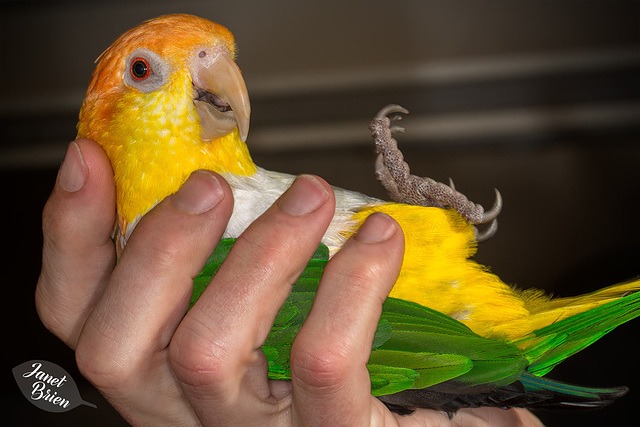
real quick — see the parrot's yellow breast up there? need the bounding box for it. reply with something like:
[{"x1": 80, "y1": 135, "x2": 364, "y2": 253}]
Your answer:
[{"x1": 95, "y1": 69, "x2": 256, "y2": 235}]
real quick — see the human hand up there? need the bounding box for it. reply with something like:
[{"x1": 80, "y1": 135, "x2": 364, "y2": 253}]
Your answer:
[{"x1": 36, "y1": 139, "x2": 543, "y2": 426}]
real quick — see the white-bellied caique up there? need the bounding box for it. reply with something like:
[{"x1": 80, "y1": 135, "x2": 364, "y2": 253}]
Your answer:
[{"x1": 76, "y1": 14, "x2": 639, "y2": 414}]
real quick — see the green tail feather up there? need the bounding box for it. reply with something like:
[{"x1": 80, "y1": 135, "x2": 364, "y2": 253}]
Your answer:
[
  {"x1": 192, "y1": 238, "x2": 639, "y2": 403},
  {"x1": 517, "y1": 290, "x2": 640, "y2": 376}
]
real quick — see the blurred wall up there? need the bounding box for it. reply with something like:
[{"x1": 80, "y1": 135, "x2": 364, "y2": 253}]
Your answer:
[
  {"x1": 2, "y1": 2, "x2": 639, "y2": 426},
  {"x1": 1, "y1": 0, "x2": 638, "y2": 157}
]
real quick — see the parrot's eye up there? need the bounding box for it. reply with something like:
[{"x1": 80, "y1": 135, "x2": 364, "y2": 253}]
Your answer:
[
  {"x1": 130, "y1": 58, "x2": 150, "y2": 80},
  {"x1": 124, "y1": 49, "x2": 169, "y2": 93}
]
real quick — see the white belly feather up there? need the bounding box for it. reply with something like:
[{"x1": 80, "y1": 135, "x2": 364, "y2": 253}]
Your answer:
[{"x1": 222, "y1": 167, "x2": 382, "y2": 254}]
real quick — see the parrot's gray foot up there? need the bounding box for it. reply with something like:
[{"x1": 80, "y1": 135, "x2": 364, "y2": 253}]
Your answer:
[{"x1": 369, "y1": 105, "x2": 501, "y2": 242}]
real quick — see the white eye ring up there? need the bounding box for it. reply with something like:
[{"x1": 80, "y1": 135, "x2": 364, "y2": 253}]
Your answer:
[{"x1": 123, "y1": 48, "x2": 170, "y2": 93}]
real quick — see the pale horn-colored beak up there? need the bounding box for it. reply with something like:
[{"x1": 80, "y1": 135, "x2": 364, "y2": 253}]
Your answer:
[{"x1": 191, "y1": 48, "x2": 251, "y2": 142}]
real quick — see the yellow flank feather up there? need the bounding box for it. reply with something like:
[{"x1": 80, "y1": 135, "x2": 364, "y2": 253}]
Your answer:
[
  {"x1": 349, "y1": 204, "x2": 640, "y2": 341},
  {"x1": 94, "y1": 68, "x2": 256, "y2": 237},
  {"x1": 350, "y1": 204, "x2": 530, "y2": 339}
]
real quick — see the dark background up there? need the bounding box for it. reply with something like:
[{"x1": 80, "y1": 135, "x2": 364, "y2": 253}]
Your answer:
[{"x1": 2, "y1": 1, "x2": 639, "y2": 425}]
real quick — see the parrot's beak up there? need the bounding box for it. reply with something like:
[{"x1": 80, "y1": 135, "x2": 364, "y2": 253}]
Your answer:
[{"x1": 191, "y1": 49, "x2": 251, "y2": 142}]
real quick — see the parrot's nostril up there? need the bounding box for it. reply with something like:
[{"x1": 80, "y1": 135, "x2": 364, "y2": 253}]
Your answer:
[{"x1": 195, "y1": 88, "x2": 231, "y2": 112}]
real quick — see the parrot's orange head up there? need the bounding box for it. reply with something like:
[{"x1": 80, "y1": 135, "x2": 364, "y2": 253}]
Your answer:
[{"x1": 77, "y1": 14, "x2": 255, "y2": 253}]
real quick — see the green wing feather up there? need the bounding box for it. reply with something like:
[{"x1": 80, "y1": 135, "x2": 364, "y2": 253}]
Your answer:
[
  {"x1": 192, "y1": 239, "x2": 640, "y2": 399},
  {"x1": 193, "y1": 239, "x2": 528, "y2": 396}
]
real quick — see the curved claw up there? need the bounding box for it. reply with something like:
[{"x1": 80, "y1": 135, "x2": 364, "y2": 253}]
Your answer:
[
  {"x1": 480, "y1": 189, "x2": 502, "y2": 224},
  {"x1": 474, "y1": 218, "x2": 499, "y2": 242},
  {"x1": 448, "y1": 177, "x2": 456, "y2": 191},
  {"x1": 370, "y1": 103, "x2": 502, "y2": 241},
  {"x1": 376, "y1": 104, "x2": 409, "y2": 119}
]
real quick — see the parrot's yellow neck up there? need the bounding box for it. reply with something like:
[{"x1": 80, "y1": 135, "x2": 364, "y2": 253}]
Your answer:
[{"x1": 83, "y1": 69, "x2": 257, "y2": 236}]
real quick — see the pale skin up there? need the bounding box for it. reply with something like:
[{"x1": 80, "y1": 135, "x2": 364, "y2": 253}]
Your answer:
[{"x1": 36, "y1": 138, "x2": 544, "y2": 426}]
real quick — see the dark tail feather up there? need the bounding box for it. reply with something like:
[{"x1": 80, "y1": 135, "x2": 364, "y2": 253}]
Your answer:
[
  {"x1": 378, "y1": 373, "x2": 628, "y2": 415},
  {"x1": 518, "y1": 373, "x2": 628, "y2": 409}
]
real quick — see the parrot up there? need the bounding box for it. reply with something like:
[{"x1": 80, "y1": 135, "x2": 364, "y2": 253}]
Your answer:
[{"x1": 75, "y1": 14, "x2": 639, "y2": 414}]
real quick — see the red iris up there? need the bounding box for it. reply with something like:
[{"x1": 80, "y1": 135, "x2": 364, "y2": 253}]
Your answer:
[{"x1": 130, "y1": 58, "x2": 150, "y2": 80}]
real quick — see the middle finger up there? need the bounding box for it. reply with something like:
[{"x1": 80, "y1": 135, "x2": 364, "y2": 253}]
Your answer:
[{"x1": 170, "y1": 175, "x2": 335, "y2": 426}]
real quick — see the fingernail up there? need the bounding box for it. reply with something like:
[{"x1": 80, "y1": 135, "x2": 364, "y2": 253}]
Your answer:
[
  {"x1": 277, "y1": 175, "x2": 329, "y2": 216},
  {"x1": 355, "y1": 213, "x2": 397, "y2": 243},
  {"x1": 173, "y1": 171, "x2": 225, "y2": 214},
  {"x1": 57, "y1": 141, "x2": 87, "y2": 193}
]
